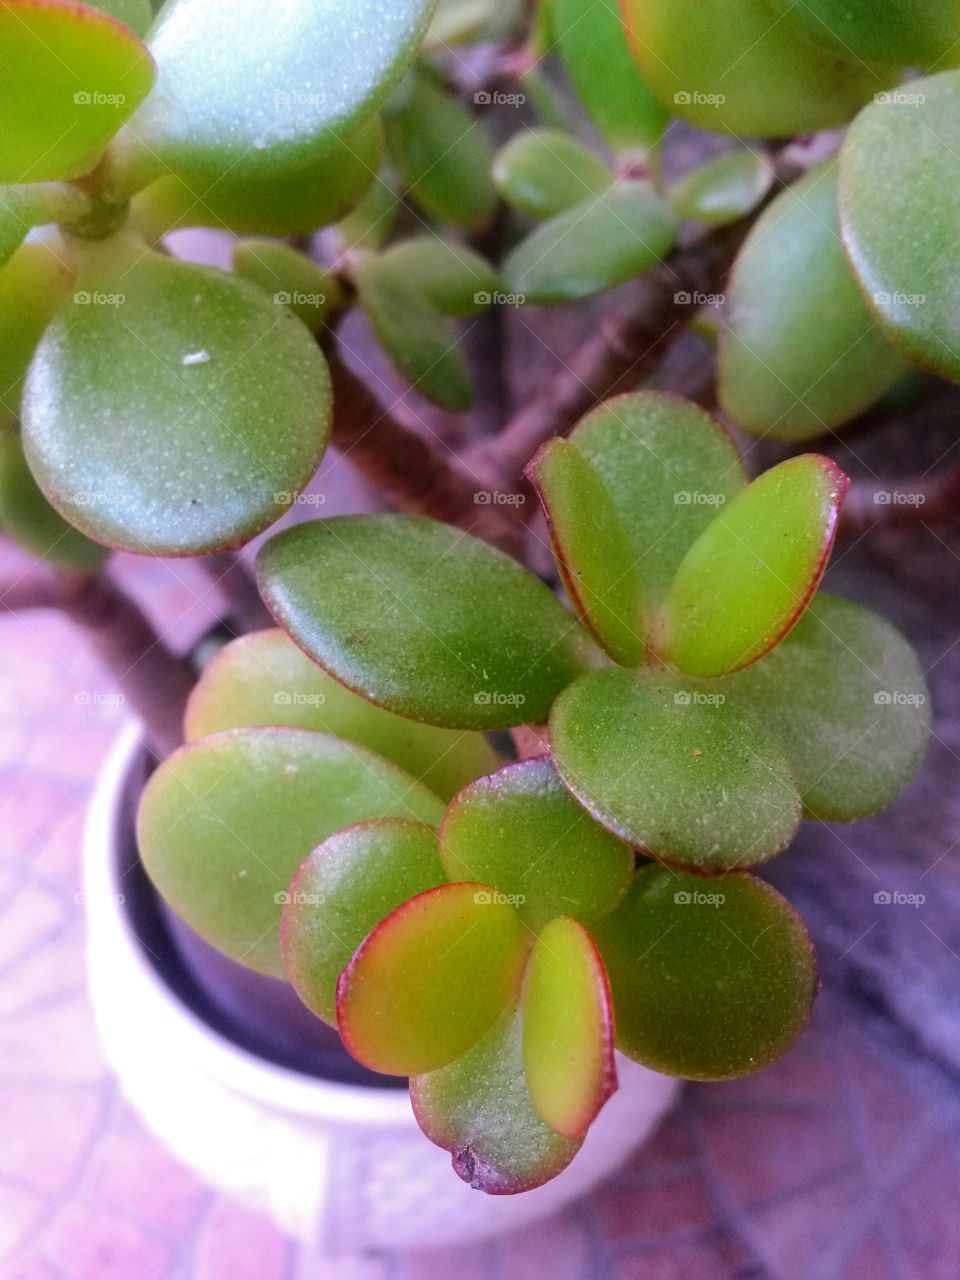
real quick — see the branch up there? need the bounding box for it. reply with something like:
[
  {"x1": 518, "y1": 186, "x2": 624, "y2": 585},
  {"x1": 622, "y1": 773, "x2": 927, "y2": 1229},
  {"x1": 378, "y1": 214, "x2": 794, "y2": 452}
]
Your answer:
[{"x1": 198, "y1": 551, "x2": 272, "y2": 634}]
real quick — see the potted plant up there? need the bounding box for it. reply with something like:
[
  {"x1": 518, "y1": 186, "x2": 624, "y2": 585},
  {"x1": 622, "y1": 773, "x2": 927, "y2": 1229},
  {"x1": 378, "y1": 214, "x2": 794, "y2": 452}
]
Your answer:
[{"x1": 0, "y1": 0, "x2": 946, "y2": 1253}]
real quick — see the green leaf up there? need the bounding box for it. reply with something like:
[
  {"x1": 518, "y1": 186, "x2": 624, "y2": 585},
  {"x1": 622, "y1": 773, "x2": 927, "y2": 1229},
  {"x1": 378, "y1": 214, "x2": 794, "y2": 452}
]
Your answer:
[
  {"x1": 411, "y1": 1003, "x2": 581, "y2": 1194},
  {"x1": 570, "y1": 392, "x2": 746, "y2": 607},
  {"x1": 21, "y1": 238, "x2": 332, "y2": 556},
  {"x1": 594, "y1": 866, "x2": 817, "y2": 1079},
  {"x1": 232, "y1": 242, "x2": 343, "y2": 334},
  {"x1": 119, "y1": 0, "x2": 433, "y2": 184},
  {"x1": 527, "y1": 438, "x2": 646, "y2": 665},
  {"x1": 137, "y1": 728, "x2": 444, "y2": 978},
  {"x1": 661, "y1": 455, "x2": 849, "y2": 677},
  {"x1": 132, "y1": 117, "x2": 383, "y2": 239},
  {"x1": 840, "y1": 71, "x2": 960, "y2": 383},
  {"x1": 356, "y1": 254, "x2": 472, "y2": 411},
  {"x1": 334, "y1": 173, "x2": 401, "y2": 252},
  {"x1": 551, "y1": 668, "x2": 802, "y2": 873},
  {"x1": 522, "y1": 918, "x2": 616, "y2": 1138},
  {"x1": 719, "y1": 163, "x2": 908, "y2": 443},
  {"x1": 620, "y1": 0, "x2": 894, "y2": 137},
  {"x1": 281, "y1": 819, "x2": 446, "y2": 1024},
  {"x1": 552, "y1": 0, "x2": 667, "y2": 151},
  {"x1": 424, "y1": 0, "x2": 500, "y2": 49},
  {"x1": 1, "y1": 185, "x2": 89, "y2": 270},
  {"x1": 337, "y1": 882, "x2": 527, "y2": 1075},
  {"x1": 440, "y1": 756, "x2": 634, "y2": 931},
  {"x1": 257, "y1": 516, "x2": 595, "y2": 730},
  {"x1": 492, "y1": 130, "x2": 611, "y2": 220},
  {"x1": 725, "y1": 595, "x2": 931, "y2": 821},
  {"x1": 0, "y1": 236, "x2": 76, "y2": 428},
  {"x1": 765, "y1": 0, "x2": 960, "y2": 69},
  {"x1": 502, "y1": 181, "x2": 677, "y2": 304},
  {"x1": 0, "y1": 427, "x2": 107, "y2": 573},
  {"x1": 385, "y1": 72, "x2": 497, "y2": 229},
  {"x1": 0, "y1": 0, "x2": 155, "y2": 183},
  {"x1": 378, "y1": 237, "x2": 498, "y2": 316},
  {"x1": 669, "y1": 150, "x2": 773, "y2": 226},
  {"x1": 86, "y1": 0, "x2": 153, "y2": 37},
  {"x1": 185, "y1": 629, "x2": 500, "y2": 802}
]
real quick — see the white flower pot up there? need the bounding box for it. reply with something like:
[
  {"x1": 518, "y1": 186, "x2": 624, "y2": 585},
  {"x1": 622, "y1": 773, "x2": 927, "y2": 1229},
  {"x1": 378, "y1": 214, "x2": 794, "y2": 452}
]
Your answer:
[{"x1": 84, "y1": 724, "x2": 680, "y2": 1254}]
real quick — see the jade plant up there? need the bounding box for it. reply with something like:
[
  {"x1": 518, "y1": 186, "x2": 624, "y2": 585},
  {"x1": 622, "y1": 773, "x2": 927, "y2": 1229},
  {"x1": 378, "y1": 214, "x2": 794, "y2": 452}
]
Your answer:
[{"x1": 0, "y1": 0, "x2": 947, "y2": 1196}]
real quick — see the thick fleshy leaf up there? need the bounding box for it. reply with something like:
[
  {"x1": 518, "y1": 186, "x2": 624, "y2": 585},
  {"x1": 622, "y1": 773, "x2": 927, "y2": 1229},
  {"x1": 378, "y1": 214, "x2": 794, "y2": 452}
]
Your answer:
[
  {"x1": 336, "y1": 882, "x2": 526, "y2": 1075},
  {"x1": 527, "y1": 438, "x2": 645, "y2": 665},
  {"x1": 231, "y1": 242, "x2": 343, "y2": 334},
  {"x1": 132, "y1": 117, "x2": 382, "y2": 239},
  {"x1": 669, "y1": 151, "x2": 773, "y2": 227},
  {"x1": 356, "y1": 254, "x2": 472, "y2": 411},
  {"x1": 87, "y1": 0, "x2": 153, "y2": 36},
  {"x1": 385, "y1": 73, "x2": 496, "y2": 229},
  {"x1": 119, "y1": 0, "x2": 432, "y2": 184},
  {"x1": 22, "y1": 240, "x2": 331, "y2": 555},
  {"x1": 552, "y1": 0, "x2": 666, "y2": 151},
  {"x1": 522, "y1": 918, "x2": 616, "y2": 1138},
  {"x1": 377, "y1": 237, "x2": 497, "y2": 317},
  {"x1": 551, "y1": 668, "x2": 802, "y2": 873},
  {"x1": 282, "y1": 819, "x2": 446, "y2": 1024},
  {"x1": 0, "y1": 237, "x2": 75, "y2": 428},
  {"x1": 334, "y1": 174, "x2": 400, "y2": 252},
  {"x1": 424, "y1": 0, "x2": 499, "y2": 48},
  {"x1": 492, "y1": 130, "x2": 611, "y2": 220},
  {"x1": 502, "y1": 181, "x2": 677, "y2": 304},
  {"x1": 411, "y1": 1003, "x2": 581, "y2": 1194},
  {"x1": 620, "y1": 0, "x2": 892, "y2": 137},
  {"x1": 0, "y1": 0, "x2": 154, "y2": 183},
  {"x1": 570, "y1": 393, "x2": 746, "y2": 606},
  {"x1": 0, "y1": 184, "x2": 90, "y2": 270},
  {"x1": 257, "y1": 516, "x2": 594, "y2": 730},
  {"x1": 137, "y1": 728, "x2": 444, "y2": 978},
  {"x1": 840, "y1": 71, "x2": 960, "y2": 383},
  {"x1": 661, "y1": 456, "x2": 849, "y2": 677},
  {"x1": 595, "y1": 866, "x2": 817, "y2": 1079},
  {"x1": 184, "y1": 629, "x2": 500, "y2": 801},
  {"x1": 766, "y1": 0, "x2": 960, "y2": 69},
  {"x1": 0, "y1": 427, "x2": 106, "y2": 572},
  {"x1": 719, "y1": 163, "x2": 908, "y2": 443},
  {"x1": 725, "y1": 595, "x2": 931, "y2": 821},
  {"x1": 440, "y1": 757, "x2": 634, "y2": 931}
]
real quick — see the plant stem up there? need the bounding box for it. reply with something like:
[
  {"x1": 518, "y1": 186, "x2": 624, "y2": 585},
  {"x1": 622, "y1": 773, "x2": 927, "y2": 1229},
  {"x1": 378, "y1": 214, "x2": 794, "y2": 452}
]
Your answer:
[{"x1": 198, "y1": 552, "x2": 272, "y2": 634}]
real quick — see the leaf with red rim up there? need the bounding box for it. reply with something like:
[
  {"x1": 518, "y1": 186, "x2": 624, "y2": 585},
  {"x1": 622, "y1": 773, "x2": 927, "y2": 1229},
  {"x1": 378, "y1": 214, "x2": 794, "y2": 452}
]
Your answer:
[
  {"x1": 411, "y1": 1002, "x2": 582, "y2": 1194},
  {"x1": 661, "y1": 455, "x2": 849, "y2": 677},
  {"x1": 440, "y1": 756, "x2": 634, "y2": 932},
  {"x1": 527, "y1": 438, "x2": 646, "y2": 666},
  {"x1": 281, "y1": 819, "x2": 446, "y2": 1025},
  {"x1": 0, "y1": 0, "x2": 155, "y2": 184},
  {"x1": 337, "y1": 882, "x2": 527, "y2": 1076},
  {"x1": 594, "y1": 866, "x2": 817, "y2": 1079},
  {"x1": 522, "y1": 918, "x2": 616, "y2": 1138}
]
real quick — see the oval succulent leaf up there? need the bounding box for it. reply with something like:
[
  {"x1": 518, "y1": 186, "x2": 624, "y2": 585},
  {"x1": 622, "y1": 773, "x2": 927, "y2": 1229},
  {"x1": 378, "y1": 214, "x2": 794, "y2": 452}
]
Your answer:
[
  {"x1": 765, "y1": 0, "x2": 960, "y2": 69},
  {"x1": 232, "y1": 242, "x2": 343, "y2": 335},
  {"x1": 378, "y1": 237, "x2": 498, "y2": 317},
  {"x1": 256, "y1": 516, "x2": 595, "y2": 731},
  {"x1": 21, "y1": 242, "x2": 332, "y2": 556},
  {"x1": 527, "y1": 437, "x2": 646, "y2": 665},
  {"x1": 594, "y1": 866, "x2": 817, "y2": 1079},
  {"x1": 725, "y1": 595, "x2": 931, "y2": 821},
  {"x1": 552, "y1": 0, "x2": 667, "y2": 151},
  {"x1": 0, "y1": 237, "x2": 76, "y2": 428},
  {"x1": 719, "y1": 163, "x2": 908, "y2": 443},
  {"x1": 282, "y1": 819, "x2": 447, "y2": 1024},
  {"x1": 522, "y1": 917, "x2": 616, "y2": 1138},
  {"x1": 0, "y1": 0, "x2": 155, "y2": 184},
  {"x1": 1, "y1": 185, "x2": 89, "y2": 271},
  {"x1": 840, "y1": 71, "x2": 960, "y2": 383},
  {"x1": 121, "y1": 0, "x2": 433, "y2": 183},
  {"x1": 336, "y1": 882, "x2": 527, "y2": 1075},
  {"x1": 570, "y1": 393, "x2": 746, "y2": 607},
  {"x1": 661, "y1": 455, "x2": 849, "y2": 677},
  {"x1": 551, "y1": 668, "x2": 802, "y2": 873},
  {"x1": 492, "y1": 129, "x2": 612, "y2": 220},
  {"x1": 502, "y1": 180, "x2": 677, "y2": 304},
  {"x1": 620, "y1": 0, "x2": 893, "y2": 137},
  {"x1": 185, "y1": 629, "x2": 500, "y2": 801},
  {"x1": 86, "y1": 0, "x2": 153, "y2": 37},
  {"x1": 669, "y1": 150, "x2": 773, "y2": 227},
  {"x1": 137, "y1": 728, "x2": 444, "y2": 978},
  {"x1": 440, "y1": 756, "x2": 634, "y2": 932},
  {"x1": 355, "y1": 254, "x2": 473, "y2": 412},
  {"x1": 411, "y1": 1003, "x2": 582, "y2": 1194}
]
